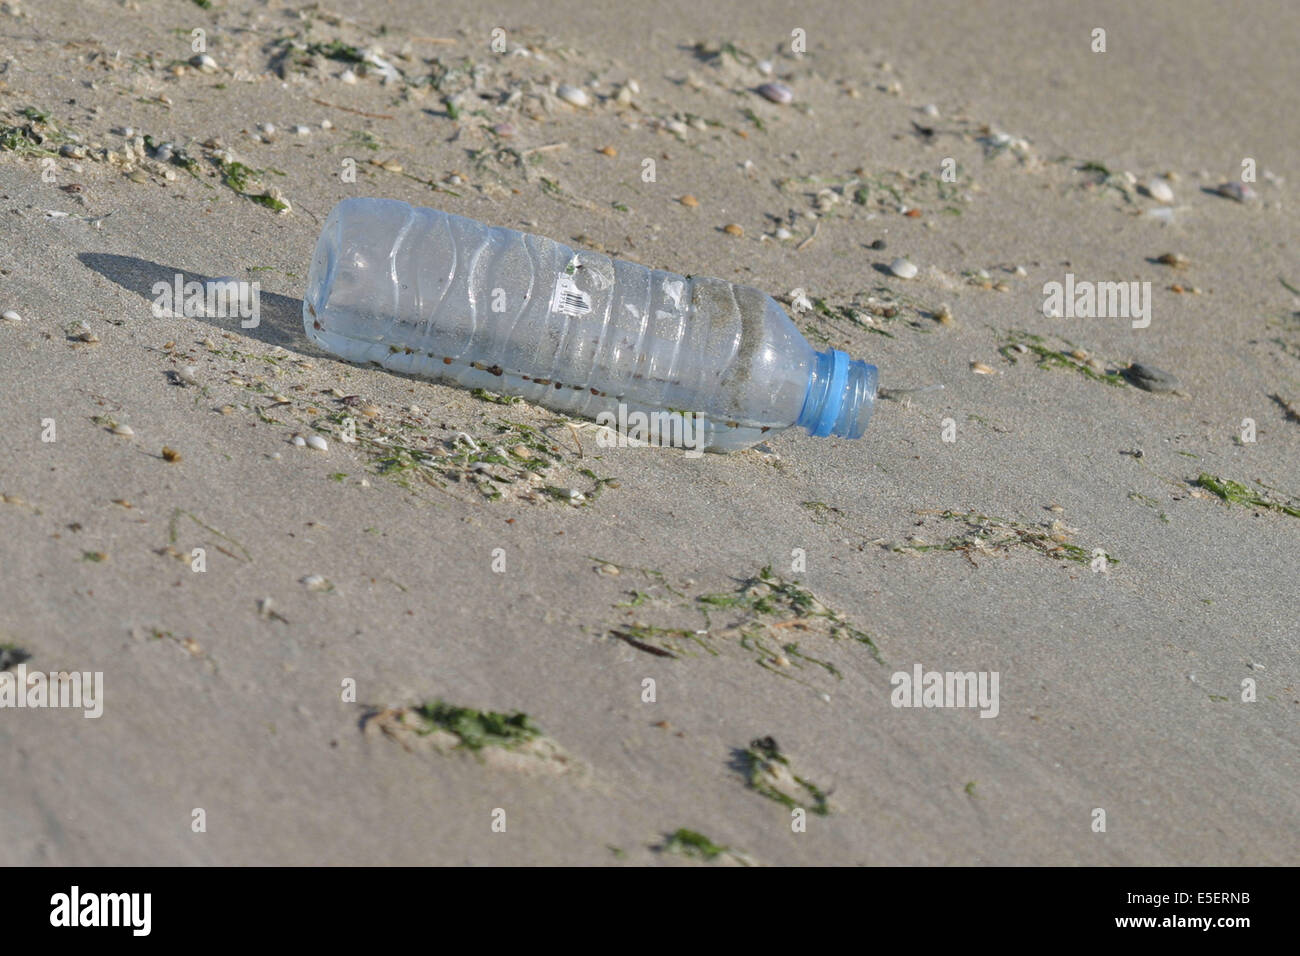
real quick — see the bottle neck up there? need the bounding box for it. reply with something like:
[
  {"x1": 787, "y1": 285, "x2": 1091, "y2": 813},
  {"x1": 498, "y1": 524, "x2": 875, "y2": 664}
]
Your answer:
[{"x1": 796, "y1": 349, "x2": 879, "y2": 439}]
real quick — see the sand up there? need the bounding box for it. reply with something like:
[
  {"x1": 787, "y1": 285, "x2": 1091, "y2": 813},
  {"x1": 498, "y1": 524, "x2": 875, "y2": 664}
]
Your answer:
[{"x1": 0, "y1": 0, "x2": 1296, "y2": 865}]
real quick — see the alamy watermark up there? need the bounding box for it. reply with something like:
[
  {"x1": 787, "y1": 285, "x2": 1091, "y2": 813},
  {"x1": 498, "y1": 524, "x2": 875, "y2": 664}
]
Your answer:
[
  {"x1": 50, "y1": 886, "x2": 150, "y2": 936},
  {"x1": 890, "y1": 663, "x2": 999, "y2": 718},
  {"x1": 1042, "y1": 274, "x2": 1151, "y2": 329},
  {"x1": 0, "y1": 665, "x2": 103, "y2": 718},
  {"x1": 152, "y1": 274, "x2": 260, "y2": 329},
  {"x1": 594, "y1": 403, "x2": 706, "y2": 458}
]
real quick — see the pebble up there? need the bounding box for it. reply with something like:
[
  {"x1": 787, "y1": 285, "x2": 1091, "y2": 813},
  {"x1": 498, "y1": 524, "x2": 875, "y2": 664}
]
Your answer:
[
  {"x1": 597, "y1": 145, "x2": 617, "y2": 158},
  {"x1": 320, "y1": 119, "x2": 334, "y2": 131},
  {"x1": 509, "y1": 443, "x2": 533, "y2": 459},
  {"x1": 293, "y1": 125, "x2": 312, "y2": 136},
  {"x1": 1, "y1": 310, "x2": 20, "y2": 323},
  {"x1": 723, "y1": 223, "x2": 744, "y2": 237},
  {"x1": 339, "y1": 69, "x2": 358, "y2": 84},
  {"x1": 935, "y1": 303, "x2": 954, "y2": 325},
  {"x1": 678, "y1": 194, "x2": 699, "y2": 207},
  {"x1": 595, "y1": 563, "x2": 620, "y2": 576},
  {"x1": 556, "y1": 84, "x2": 589, "y2": 107},
  {"x1": 178, "y1": 365, "x2": 198, "y2": 385},
  {"x1": 921, "y1": 103, "x2": 940, "y2": 118},
  {"x1": 889, "y1": 257, "x2": 918, "y2": 279},
  {"x1": 970, "y1": 361, "x2": 996, "y2": 375},
  {"x1": 1216, "y1": 181, "x2": 1257, "y2": 203},
  {"x1": 300, "y1": 574, "x2": 328, "y2": 591},
  {"x1": 756, "y1": 82, "x2": 794, "y2": 104},
  {"x1": 292, "y1": 435, "x2": 306, "y2": 447},
  {"x1": 258, "y1": 122, "x2": 276, "y2": 138},
  {"x1": 1122, "y1": 362, "x2": 1180, "y2": 393},
  {"x1": 306, "y1": 435, "x2": 328, "y2": 451},
  {"x1": 757, "y1": 60, "x2": 773, "y2": 76},
  {"x1": 1144, "y1": 178, "x2": 1174, "y2": 203},
  {"x1": 774, "y1": 226, "x2": 792, "y2": 240},
  {"x1": 191, "y1": 53, "x2": 218, "y2": 73}
]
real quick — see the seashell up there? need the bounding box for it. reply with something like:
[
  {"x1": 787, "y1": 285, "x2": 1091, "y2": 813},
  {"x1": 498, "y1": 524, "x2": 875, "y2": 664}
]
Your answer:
[
  {"x1": 1216, "y1": 181, "x2": 1257, "y2": 203},
  {"x1": 556, "y1": 84, "x2": 589, "y2": 107},
  {"x1": 1143, "y1": 178, "x2": 1174, "y2": 203},
  {"x1": 756, "y1": 82, "x2": 793, "y2": 104},
  {"x1": 889, "y1": 257, "x2": 918, "y2": 279}
]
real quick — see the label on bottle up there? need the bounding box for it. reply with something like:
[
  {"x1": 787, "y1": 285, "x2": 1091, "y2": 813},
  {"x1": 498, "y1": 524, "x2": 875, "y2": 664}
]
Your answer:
[{"x1": 550, "y1": 273, "x2": 592, "y2": 317}]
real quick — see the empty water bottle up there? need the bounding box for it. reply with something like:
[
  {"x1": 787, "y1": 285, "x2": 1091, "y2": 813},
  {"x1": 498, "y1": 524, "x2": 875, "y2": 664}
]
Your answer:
[{"x1": 303, "y1": 197, "x2": 878, "y2": 452}]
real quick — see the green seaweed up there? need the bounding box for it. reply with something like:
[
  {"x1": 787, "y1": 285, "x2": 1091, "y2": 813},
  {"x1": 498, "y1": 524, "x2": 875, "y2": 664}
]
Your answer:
[
  {"x1": 411, "y1": 700, "x2": 541, "y2": 751},
  {"x1": 738, "y1": 736, "x2": 831, "y2": 815},
  {"x1": 303, "y1": 40, "x2": 366, "y2": 64},
  {"x1": 0, "y1": 643, "x2": 32, "y2": 671},
  {"x1": 998, "y1": 330, "x2": 1126, "y2": 386},
  {"x1": 894, "y1": 510, "x2": 1118, "y2": 567},
  {"x1": 659, "y1": 828, "x2": 729, "y2": 861},
  {"x1": 1196, "y1": 473, "x2": 1300, "y2": 518}
]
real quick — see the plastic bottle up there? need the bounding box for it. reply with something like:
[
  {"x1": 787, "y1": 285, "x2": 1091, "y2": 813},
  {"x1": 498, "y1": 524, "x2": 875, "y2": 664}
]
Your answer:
[{"x1": 303, "y1": 197, "x2": 877, "y2": 452}]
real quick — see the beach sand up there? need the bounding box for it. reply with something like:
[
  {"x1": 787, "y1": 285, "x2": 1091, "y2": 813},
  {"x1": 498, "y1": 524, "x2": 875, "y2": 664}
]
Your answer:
[{"x1": 0, "y1": 0, "x2": 1296, "y2": 864}]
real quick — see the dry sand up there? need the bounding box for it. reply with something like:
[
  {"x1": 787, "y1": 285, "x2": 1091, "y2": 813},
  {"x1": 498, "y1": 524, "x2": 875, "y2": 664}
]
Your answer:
[{"x1": 0, "y1": 0, "x2": 1296, "y2": 865}]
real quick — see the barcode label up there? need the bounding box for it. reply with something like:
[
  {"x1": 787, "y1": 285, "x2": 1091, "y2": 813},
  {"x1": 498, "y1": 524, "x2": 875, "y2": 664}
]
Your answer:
[{"x1": 550, "y1": 274, "x2": 592, "y2": 317}]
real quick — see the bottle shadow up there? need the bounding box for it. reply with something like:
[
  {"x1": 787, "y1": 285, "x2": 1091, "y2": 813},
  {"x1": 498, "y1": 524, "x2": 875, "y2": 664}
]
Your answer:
[{"x1": 77, "y1": 252, "x2": 330, "y2": 359}]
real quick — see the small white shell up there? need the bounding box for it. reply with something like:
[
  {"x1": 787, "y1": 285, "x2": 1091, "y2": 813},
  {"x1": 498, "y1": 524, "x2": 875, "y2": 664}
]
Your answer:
[
  {"x1": 112, "y1": 423, "x2": 134, "y2": 437},
  {"x1": 556, "y1": 84, "x2": 590, "y2": 107},
  {"x1": 756, "y1": 82, "x2": 794, "y2": 104},
  {"x1": 292, "y1": 435, "x2": 307, "y2": 447},
  {"x1": 1, "y1": 310, "x2": 20, "y2": 323},
  {"x1": 191, "y1": 53, "x2": 218, "y2": 73},
  {"x1": 306, "y1": 435, "x2": 328, "y2": 451},
  {"x1": 889, "y1": 257, "x2": 919, "y2": 279},
  {"x1": 293, "y1": 124, "x2": 311, "y2": 136},
  {"x1": 921, "y1": 103, "x2": 940, "y2": 118},
  {"x1": 1144, "y1": 178, "x2": 1174, "y2": 203},
  {"x1": 178, "y1": 365, "x2": 198, "y2": 385},
  {"x1": 339, "y1": 69, "x2": 358, "y2": 84}
]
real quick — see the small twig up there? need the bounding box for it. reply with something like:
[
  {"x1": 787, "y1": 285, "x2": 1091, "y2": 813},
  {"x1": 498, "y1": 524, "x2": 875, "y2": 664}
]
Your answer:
[
  {"x1": 522, "y1": 142, "x2": 569, "y2": 156},
  {"x1": 310, "y1": 97, "x2": 394, "y2": 120},
  {"x1": 796, "y1": 221, "x2": 821, "y2": 251},
  {"x1": 610, "y1": 630, "x2": 678, "y2": 659}
]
